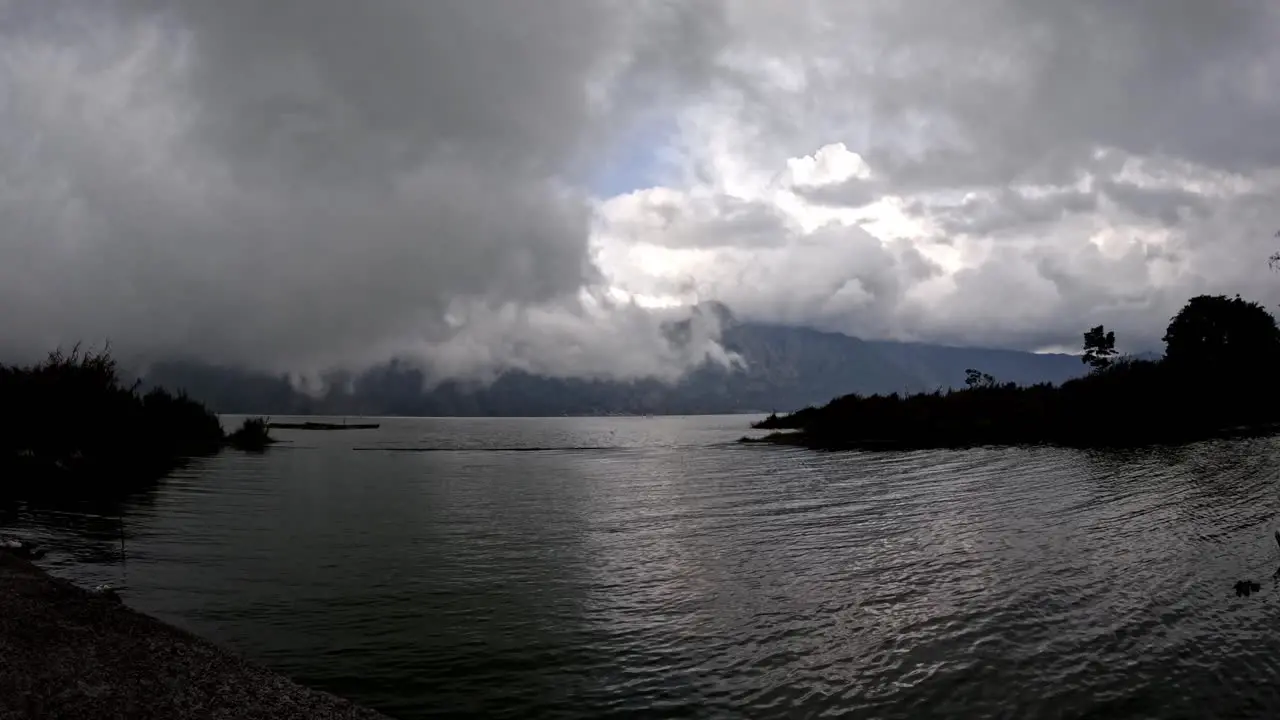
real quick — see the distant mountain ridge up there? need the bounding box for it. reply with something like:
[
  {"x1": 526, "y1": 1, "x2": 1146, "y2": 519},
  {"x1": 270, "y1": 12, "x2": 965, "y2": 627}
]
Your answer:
[{"x1": 142, "y1": 322, "x2": 1091, "y2": 417}]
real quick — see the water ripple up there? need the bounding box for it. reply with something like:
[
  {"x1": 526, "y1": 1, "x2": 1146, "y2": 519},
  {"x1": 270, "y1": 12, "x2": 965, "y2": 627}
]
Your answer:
[{"x1": 9, "y1": 416, "x2": 1280, "y2": 718}]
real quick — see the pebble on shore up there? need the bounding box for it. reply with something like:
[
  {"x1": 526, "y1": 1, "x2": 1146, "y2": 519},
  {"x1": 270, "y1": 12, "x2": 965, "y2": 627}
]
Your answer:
[{"x1": 0, "y1": 551, "x2": 391, "y2": 720}]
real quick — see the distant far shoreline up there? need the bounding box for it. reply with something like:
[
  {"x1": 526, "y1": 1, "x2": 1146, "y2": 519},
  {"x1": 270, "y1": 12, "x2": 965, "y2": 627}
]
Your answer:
[{"x1": 223, "y1": 411, "x2": 772, "y2": 420}]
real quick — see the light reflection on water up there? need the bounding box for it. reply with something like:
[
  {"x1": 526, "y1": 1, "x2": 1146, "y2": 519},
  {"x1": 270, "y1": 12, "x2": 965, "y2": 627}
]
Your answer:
[{"x1": 7, "y1": 415, "x2": 1280, "y2": 719}]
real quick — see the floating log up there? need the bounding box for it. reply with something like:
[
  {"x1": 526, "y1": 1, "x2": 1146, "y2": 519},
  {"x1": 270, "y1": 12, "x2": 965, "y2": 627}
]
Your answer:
[{"x1": 265, "y1": 422, "x2": 380, "y2": 431}]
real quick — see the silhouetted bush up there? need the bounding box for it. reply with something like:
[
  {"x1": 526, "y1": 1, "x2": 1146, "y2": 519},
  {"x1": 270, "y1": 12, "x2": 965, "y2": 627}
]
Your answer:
[
  {"x1": 227, "y1": 417, "x2": 274, "y2": 452},
  {"x1": 754, "y1": 295, "x2": 1280, "y2": 450},
  {"x1": 0, "y1": 346, "x2": 229, "y2": 497}
]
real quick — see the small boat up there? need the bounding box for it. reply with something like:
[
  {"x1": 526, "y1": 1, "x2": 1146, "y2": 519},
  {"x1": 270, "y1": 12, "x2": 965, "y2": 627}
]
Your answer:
[{"x1": 266, "y1": 421, "x2": 380, "y2": 431}]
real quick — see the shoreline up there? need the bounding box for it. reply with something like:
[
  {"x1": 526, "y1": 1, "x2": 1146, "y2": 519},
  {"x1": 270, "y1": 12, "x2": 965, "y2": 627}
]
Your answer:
[{"x1": 0, "y1": 551, "x2": 390, "y2": 720}]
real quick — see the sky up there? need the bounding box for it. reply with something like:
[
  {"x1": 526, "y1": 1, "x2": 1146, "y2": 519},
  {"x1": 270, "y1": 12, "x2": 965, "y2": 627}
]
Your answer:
[{"x1": 3, "y1": 1, "x2": 1280, "y2": 382}]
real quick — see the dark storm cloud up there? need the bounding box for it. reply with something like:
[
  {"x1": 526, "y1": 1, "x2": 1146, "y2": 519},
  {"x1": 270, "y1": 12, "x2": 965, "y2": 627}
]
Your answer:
[
  {"x1": 0, "y1": 0, "x2": 733, "y2": 378},
  {"x1": 627, "y1": 0, "x2": 1280, "y2": 353},
  {"x1": 829, "y1": 0, "x2": 1280, "y2": 188},
  {"x1": 8, "y1": 0, "x2": 1280, "y2": 374}
]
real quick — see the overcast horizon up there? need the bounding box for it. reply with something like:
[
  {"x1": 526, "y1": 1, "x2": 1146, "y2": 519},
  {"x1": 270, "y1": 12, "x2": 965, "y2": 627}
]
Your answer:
[{"x1": 4, "y1": 1, "x2": 1280, "y2": 382}]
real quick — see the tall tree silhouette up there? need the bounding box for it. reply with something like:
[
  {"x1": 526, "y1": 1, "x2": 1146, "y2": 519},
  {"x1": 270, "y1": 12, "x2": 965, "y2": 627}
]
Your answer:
[
  {"x1": 964, "y1": 368, "x2": 997, "y2": 389},
  {"x1": 1081, "y1": 325, "x2": 1117, "y2": 371},
  {"x1": 1162, "y1": 294, "x2": 1280, "y2": 372}
]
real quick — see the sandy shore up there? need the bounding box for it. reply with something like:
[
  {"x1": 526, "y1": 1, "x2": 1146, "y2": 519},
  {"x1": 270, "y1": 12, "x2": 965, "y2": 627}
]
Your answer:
[{"x1": 0, "y1": 551, "x2": 391, "y2": 720}]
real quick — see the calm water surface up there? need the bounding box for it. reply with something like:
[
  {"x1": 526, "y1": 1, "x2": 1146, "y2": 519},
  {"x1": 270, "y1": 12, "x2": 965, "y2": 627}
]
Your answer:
[{"x1": 8, "y1": 415, "x2": 1280, "y2": 718}]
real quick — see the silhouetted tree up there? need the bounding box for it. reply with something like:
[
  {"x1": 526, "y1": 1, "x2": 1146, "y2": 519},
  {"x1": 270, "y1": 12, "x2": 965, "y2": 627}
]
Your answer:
[
  {"x1": 1162, "y1": 294, "x2": 1280, "y2": 371},
  {"x1": 754, "y1": 291, "x2": 1280, "y2": 451},
  {"x1": 2, "y1": 347, "x2": 235, "y2": 498},
  {"x1": 964, "y1": 368, "x2": 997, "y2": 389},
  {"x1": 1081, "y1": 325, "x2": 1117, "y2": 371}
]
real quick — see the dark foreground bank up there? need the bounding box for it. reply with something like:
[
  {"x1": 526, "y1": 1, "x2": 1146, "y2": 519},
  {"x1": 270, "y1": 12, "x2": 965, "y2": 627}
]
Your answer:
[{"x1": 0, "y1": 552, "x2": 389, "y2": 720}]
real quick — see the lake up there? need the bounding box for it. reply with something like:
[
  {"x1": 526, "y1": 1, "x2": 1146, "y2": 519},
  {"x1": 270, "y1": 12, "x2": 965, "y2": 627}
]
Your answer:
[{"x1": 7, "y1": 415, "x2": 1280, "y2": 718}]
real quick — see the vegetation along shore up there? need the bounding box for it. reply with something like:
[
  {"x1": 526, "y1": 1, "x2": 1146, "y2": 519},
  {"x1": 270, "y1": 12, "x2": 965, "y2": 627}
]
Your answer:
[
  {"x1": 747, "y1": 294, "x2": 1280, "y2": 451},
  {"x1": 1, "y1": 346, "x2": 273, "y2": 499}
]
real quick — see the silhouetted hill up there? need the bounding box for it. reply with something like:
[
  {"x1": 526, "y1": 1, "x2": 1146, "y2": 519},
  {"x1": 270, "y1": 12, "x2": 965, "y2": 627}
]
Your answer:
[
  {"x1": 864, "y1": 340, "x2": 1084, "y2": 390},
  {"x1": 143, "y1": 323, "x2": 1090, "y2": 416}
]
